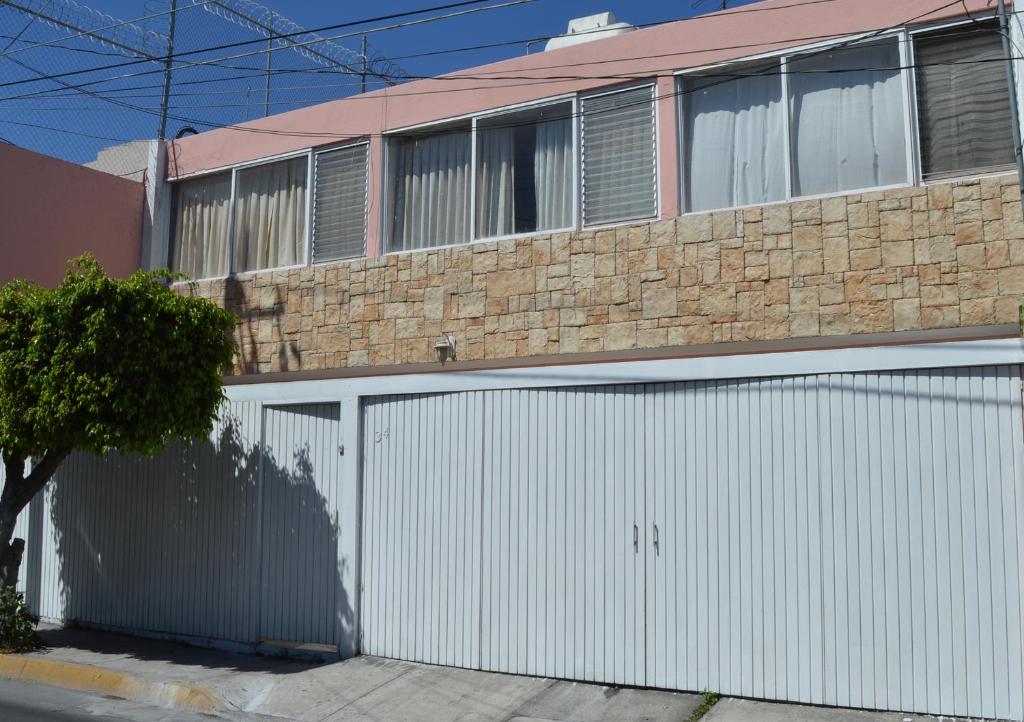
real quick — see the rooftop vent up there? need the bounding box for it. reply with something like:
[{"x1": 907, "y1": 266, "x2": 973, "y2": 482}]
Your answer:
[{"x1": 544, "y1": 11, "x2": 636, "y2": 52}]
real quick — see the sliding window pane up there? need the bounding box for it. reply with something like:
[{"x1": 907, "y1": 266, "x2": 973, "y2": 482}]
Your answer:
[
  {"x1": 682, "y1": 63, "x2": 786, "y2": 211},
  {"x1": 789, "y1": 39, "x2": 908, "y2": 196},
  {"x1": 915, "y1": 22, "x2": 1015, "y2": 180},
  {"x1": 233, "y1": 156, "x2": 309, "y2": 273},
  {"x1": 388, "y1": 127, "x2": 471, "y2": 251},
  {"x1": 170, "y1": 172, "x2": 231, "y2": 280},
  {"x1": 477, "y1": 102, "x2": 573, "y2": 239}
]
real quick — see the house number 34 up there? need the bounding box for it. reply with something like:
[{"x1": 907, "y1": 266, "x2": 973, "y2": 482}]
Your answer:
[{"x1": 374, "y1": 428, "x2": 390, "y2": 443}]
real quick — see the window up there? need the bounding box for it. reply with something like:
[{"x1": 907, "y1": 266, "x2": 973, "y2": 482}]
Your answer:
[
  {"x1": 313, "y1": 143, "x2": 369, "y2": 263},
  {"x1": 169, "y1": 155, "x2": 310, "y2": 280},
  {"x1": 170, "y1": 172, "x2": 231, "y2": 280},
  {"x1": 788, "y1": 38, "x2": 909, "y2": 196},
  {"x1": 233, "y1": 156, "x2": 308, "y2": 273},
  {"x1": 476, "y1": 102, "x2": 574, "y2": 238},
  {"x1": 915, "y1": 22, "x2": 1015, "y2": 180},
  {"x1": 581, "y1": 86, "x2": 658, "y2": 226},
  {"x1": 387, "y1": 125, "x2": 472, "y2": 252},
  {"x1": 681, "y1": 62, "x2": 786, "y2": 212}
]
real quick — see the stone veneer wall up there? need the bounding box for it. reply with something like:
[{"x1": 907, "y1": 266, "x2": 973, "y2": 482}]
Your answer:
[{"x1": 184, "y1": 174, "x2": 1024, "y2": 375}]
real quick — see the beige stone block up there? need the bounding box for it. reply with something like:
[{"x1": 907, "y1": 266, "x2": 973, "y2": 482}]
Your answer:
[
  {"x1": 423, "y1": 286, "x2": 444, "y2": 320},
  {"x1": 605, "y1": 321, "x2": 638, "y2": 350},
  {"x1": 765, "y1": 279, "x2": 789, "y2": 305},
  {"x1": 745, "y1": 263, "x2": 769, "y2": 282},
  {"x1": 914, "y1": 235, "x2": 956, "y2": 265},
  {"x1": 850, "y1": 227, "x2": 881, "y2": 250},
  {"x1": 955, "y1": 222, "x2": 984, "y2": 246},
  {"x1": 790, "y1": 312, "x2": 820, "y2": 337},
  {"x1": 701, "y1": 283, "x2": 738, "y2": 318},
  {"x1": 458, "y1": 291, "x2": 486, "y2": 318},
  {"x1": 713, "y1": 211, "x2": 740, "y2": 240},
  {"x1": 679, "y1": 214, "x2": 713, "y2": 244},
  {"x1": 487, "y1": 268, "x2": 535, "y2": 297},
  {"x1": 921, "y1": 305, "x2": 960, "y2": 329},
  {"x1": 764, "y1": 204, "x2": 792, "y2": 235},
  {"x1": 881, "y1": 240, "x2": 914, "y2": 268},
  {"x1": 793, "y1": 225, "x2": 823, "y2": 251},
  {"x1": 850, "y1": 248, "x2": 881, "y2": 271},
  {"x1": 851, "y1": 300, "x2": 893, "y2": 334},
  {"x1": 848, "y1": 202, "x2": 879, "y2": 230},
  {"x1": 769, "y1": 250, "x2": 793, "y2": 278},
  {"x1": 958, "y1": 270, "x2": 998, "y2": 299},
  {"x1": 792, "y1": 199, "x2": 822, "y2": 223},
  {"x1": 794, "y1": 251, "x2": 823, "y2": 277},
  {"x1": 893, "y1": 298, "x2": 921, "y2": 331},
  {"x1": 595, "y1": 253, "x2": 616, "y2": 278},
  {"x1": 637, "y1": 327, "x2": 669, "y2": 348},
  {"x1": 957, "y1": 244, "x2": 987, "y2": 271},
  {"x1": 720, "y1": 248, "x2": 745, "y2": 282},
  {"x1": 790, "y1": 287, "x2": 820, "y2": 314},
  {"x1": 823, "y1": 237, "x2": 850, "y2": 273},
  {"x1": 821, "y1": 196, "x2": 847, "y2": 223},
  {"x1": 820, "y1": 311, "x2": 852, "y2": 336},
  {"x1": 642, "y1": 287, "x2": 678, "y2": 319},
  {"x1": 921, "y1": 284, "x2": 958, "y2": 307},
  {"x1": 995, "y1": 296, "x2": 1022, "y2": 324},
  {"x1": 999, "y1": 266, "x2": 1024, "y2": 294},
  {"x1": 987, "y1": 240, "x2": 1010, "y2": 269},
  {"x1": 961, "y1": 298, "x2": 996, "y2": 326},
  {"x1": 880, "y1": 210, "x2": 913, "y2": 241},
  {"x1": 929, "y1": 183, "x2": 953, "y2": 210}
]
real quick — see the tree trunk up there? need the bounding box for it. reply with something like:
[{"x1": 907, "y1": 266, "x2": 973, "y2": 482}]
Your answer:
[{"x1": 0, "y1": 449, "x2": 71, "y2": 589}]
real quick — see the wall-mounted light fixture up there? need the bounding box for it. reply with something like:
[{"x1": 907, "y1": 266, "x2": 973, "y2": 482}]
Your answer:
[{"x1": 434, "y1": 334, "x2": 456, "y2": 366}]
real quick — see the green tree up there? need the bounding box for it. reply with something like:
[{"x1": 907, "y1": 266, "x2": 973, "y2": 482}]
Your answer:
[{"x1": 0, "y1": 256, "x2": 236, "y2": 588}]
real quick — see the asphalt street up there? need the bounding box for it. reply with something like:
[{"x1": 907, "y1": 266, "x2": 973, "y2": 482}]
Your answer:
[{"x1": 0, "y1": 677, "x2": 222, "y2": 721}]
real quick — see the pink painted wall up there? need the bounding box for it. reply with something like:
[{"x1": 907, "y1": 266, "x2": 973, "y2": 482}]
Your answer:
[{"x1": 0, "y1": 144, "x2": 143, "y2": 288}]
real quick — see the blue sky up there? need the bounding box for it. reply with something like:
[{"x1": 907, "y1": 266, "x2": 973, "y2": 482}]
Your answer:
[{"x1": 0, "y1": 0, "x2": 759, "y2": 165}]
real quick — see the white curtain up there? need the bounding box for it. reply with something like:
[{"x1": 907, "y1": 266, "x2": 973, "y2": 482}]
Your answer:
[
  {"x1": 683, "y1": 69, "x2": 786, "y2": 212},
  {"x1": 476, "y1": 126, "x2": 515, "y2": 238},
  {"x1": 534, "y1": 116, "x2": 573, "y2": 230},
  {"x1": 171, "y1": 173, "x2": 231, "y2": 280},
  {"x1": 389, "y1": 130, "x2": 471, "y2": 251},
  {"x1": 790, "y1": 39, "x2": 908, "y2": 196},
  {"x1": 233, "y1": 156, "x2": 308, "y2": 273}
]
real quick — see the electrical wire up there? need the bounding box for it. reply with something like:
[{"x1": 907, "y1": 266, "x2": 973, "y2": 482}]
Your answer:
[
  {"x1": 0, "y1": 116, "x2": 130, "y2": 141},
  {"x1": 0, "y1": 0, "x2": 997, "y2": 149},
  {"x1": 7, "y1": 15, "x2": 1019, "y2": 105}
]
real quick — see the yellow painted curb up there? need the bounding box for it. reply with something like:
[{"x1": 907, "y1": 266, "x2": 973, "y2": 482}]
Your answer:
[{"x1": 0, "y1": 653, "x2": 224, "y2": 713}]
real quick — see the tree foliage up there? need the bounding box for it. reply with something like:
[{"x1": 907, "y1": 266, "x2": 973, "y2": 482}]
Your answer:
[
  {"x1": 0, "y1": 255, "x2": 236, "y2": 460},
  {"x1": 0, "y1": 255, "x2": 237, "y2": 587}
]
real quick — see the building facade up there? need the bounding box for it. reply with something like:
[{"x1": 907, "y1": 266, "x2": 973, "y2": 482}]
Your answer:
[{"x1": 10, "y1": 0, "x2": 1024, "y2": 719}]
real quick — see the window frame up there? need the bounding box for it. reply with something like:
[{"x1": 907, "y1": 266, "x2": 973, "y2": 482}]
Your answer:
[
  {"x1": 311, "y1": 139, "x2": 371, "y2": 265},
  {"x1": 167, "y1": 147, "x2": 316, "y2": 282},
  {"x1": 675, "y1": 28, "x2": 917, "y2": 215},
  {"x1": 382, "y1": 93, "x2": 583, "y2": 255},
  {"x1": 578, "y1": 80, "x2": 661, "y2": 230}
]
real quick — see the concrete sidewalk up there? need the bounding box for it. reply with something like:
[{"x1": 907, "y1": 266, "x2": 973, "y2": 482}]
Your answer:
[{"x1": 0, "y1": 626, "x2": 951, "y2": 722}]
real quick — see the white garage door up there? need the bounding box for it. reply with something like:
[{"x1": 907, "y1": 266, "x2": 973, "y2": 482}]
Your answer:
[{"x1": 361, "y1": 366, "x2": 1024, "y2": 721}]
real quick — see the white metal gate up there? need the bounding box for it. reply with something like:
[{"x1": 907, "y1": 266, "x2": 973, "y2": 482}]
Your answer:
[{"x1": 361, "y1": 366, "x2": 1024, "y2": 721}]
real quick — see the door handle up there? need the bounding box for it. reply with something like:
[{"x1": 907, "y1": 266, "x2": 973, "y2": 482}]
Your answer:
[
  {"x1": 633, "y1": 522, "x2": 639, "y2": 553},
  {"x1": 653, "y1": 523, "x2": 660, "y2": 554}
]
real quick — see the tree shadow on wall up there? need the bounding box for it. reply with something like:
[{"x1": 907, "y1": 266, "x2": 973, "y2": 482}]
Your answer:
[
  {"x1": 224, "y1": 277, "x2": 302, "y2": 374},
  {"x1": 41, "y1": 409, "x2": 353, "y2": 670}
]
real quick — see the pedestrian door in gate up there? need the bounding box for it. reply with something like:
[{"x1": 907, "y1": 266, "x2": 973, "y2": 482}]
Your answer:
[{"x1": 259, "y1": 403, "x2": 345, "y2": 647}]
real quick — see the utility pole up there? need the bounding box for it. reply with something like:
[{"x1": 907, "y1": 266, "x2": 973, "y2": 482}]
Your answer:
[
  {"x1": 264, "y1": 9, "x2": 273, "y2": 117},
  {"x1": 360, "y1": 34, "x2": 368, "y2": 94},
  {"x1": 157, "y1": 0, "x2": 177, "y2": 140},
  {"x1": 997, "y1": 0, "x2": 1024, "y2": 216}
]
